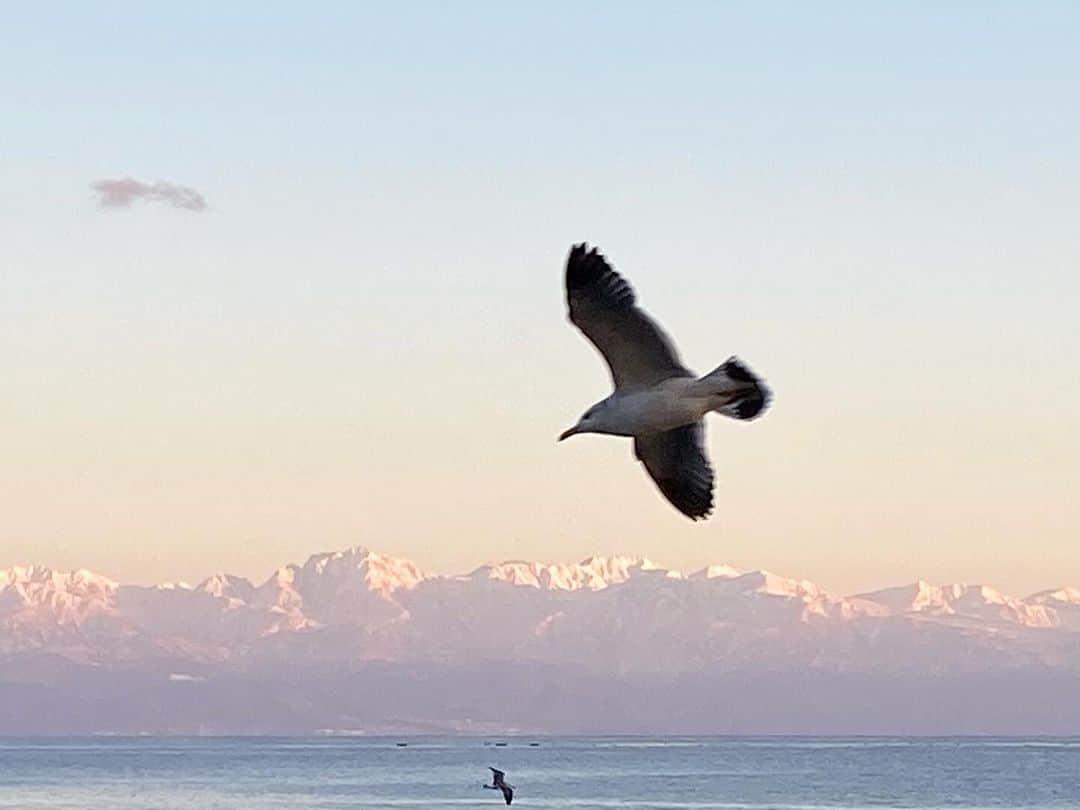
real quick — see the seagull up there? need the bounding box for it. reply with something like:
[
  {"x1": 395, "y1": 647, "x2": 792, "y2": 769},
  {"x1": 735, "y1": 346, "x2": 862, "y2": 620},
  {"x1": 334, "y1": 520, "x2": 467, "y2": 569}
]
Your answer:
[
  {"x1": 559, "y1": 243, "x2": 771, "y2": 520},
  {"x1": 484, "y1": 767, "x2": 514, "y2": 805}
]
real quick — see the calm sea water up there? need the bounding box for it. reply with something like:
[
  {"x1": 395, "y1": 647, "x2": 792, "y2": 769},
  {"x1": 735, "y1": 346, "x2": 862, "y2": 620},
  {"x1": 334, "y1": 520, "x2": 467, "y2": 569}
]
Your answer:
[{"x1": 0, "y1": 736, "x2": 1076, "y2": 809}]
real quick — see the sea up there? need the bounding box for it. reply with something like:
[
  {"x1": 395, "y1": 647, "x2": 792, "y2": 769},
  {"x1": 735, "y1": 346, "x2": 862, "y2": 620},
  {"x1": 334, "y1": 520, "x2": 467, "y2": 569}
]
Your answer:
[{"x1": 0, "y1": 736, "x2": 1076, "y2": 809}]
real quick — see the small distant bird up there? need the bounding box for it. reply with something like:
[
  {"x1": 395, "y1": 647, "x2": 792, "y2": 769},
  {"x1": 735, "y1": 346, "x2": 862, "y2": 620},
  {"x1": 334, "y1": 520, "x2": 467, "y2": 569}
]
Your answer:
[
  {"x1": 559, "y1": 244, "x2": 772, "y2": 520},
  {"x1": 484, "y1": 767, "x2": 514, "y2": 805}
]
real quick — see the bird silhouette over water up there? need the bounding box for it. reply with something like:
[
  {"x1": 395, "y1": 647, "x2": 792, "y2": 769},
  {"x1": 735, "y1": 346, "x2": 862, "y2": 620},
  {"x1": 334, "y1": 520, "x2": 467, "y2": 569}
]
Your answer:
[
  {"x1": 484, "y1": 767, "x2": 514, "y2": 805},
  {"x1": 559, "y1": 243, "x2": 772, "y2": 520}
]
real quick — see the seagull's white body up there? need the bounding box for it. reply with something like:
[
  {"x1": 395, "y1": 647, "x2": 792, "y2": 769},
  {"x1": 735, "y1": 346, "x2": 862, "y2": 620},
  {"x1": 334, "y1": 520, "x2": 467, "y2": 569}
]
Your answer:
[
  {"x1": 559, "y1": 243, "x2": 772, "y2": 520},
  {"x1": 577, "y1": 381, "x2": 713, "y2": 437},
  {"x1": 611, "y1": 384, "x2": 705, "y2": 435}
]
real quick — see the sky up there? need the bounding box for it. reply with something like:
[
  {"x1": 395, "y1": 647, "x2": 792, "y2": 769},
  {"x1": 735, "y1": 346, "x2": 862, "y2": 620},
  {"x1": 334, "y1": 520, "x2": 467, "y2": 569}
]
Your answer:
[{"x1": 2, "y1": 2, "x2": 1078, "y2": 596}]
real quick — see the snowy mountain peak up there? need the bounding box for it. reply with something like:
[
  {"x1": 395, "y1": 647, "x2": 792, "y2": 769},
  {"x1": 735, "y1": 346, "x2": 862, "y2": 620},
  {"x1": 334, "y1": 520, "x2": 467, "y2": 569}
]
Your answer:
[
  {"x1": 304, "y1": 545, "x2": 373, "y2": 573},
  {"x1": 153, "y1": 582, "x2": 193, "y2": 591},
  {"x1": 862, "y1": 579, "x2": 941, "y2": 609},
  {"x1": 197, "y1": 573, "x2": 256, "y2": 602},
  {"x1": 575, "y1": 555, "x2": 661, "y2": 585},
  {"x1": 1030, "y1": 586, "x2": 1080, "y2": 605},
  {"x1": 0, "y1": 565, "x2": 117, "y2": 593},
  {"x1": 3, "y1": 547, "x2": 1080, "y2": 676},
  {"x1": 692, "y1": 563, "x2": 741, "y2": 580},
  {"x1": 0, "y1": 565, "x2": 117, "y2": 604},
  {"x1": 297, "y1": 547, "x2": 425, "y2": 596},
  {"x1": 948, "y1": 583, "x2": 1007, "y2": 604},
  {"x1": 727, "y1": 569, "x2": 823, "y2": 600},
  {"x1": 473, "y1": 555, "x2": 662, "y2": 591},
  {"x1": 6, "y1": 546, "x2": 1080, "y2": 735},
  {"x1": 852, "y1": 580, "x2": 1058, "y2": 628},
  {"x1": 0, "y1": 565, "x2": 118, "y2": 628}
]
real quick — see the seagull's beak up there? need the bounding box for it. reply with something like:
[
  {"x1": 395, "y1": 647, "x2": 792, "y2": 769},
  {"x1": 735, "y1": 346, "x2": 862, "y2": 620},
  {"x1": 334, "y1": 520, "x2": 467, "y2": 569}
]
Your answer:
[{"x1": 558, "y1": 425, "x2": 580, "y2": 442}]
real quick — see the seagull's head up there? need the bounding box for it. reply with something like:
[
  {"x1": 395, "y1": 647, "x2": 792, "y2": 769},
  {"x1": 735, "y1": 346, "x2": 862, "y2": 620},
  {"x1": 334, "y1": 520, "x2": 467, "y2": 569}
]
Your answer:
[{"x1": 559, "y1": 401, "x2": 613, "y2": 441}]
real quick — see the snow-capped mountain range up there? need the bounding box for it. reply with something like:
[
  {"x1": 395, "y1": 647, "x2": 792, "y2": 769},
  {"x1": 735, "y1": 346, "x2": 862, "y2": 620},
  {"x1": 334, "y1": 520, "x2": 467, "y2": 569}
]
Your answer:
[
  {"x1": 3, "y1": 546, "x2": 1080, "y2": 671},
  {"x1": 4, "y1": 547, "x2": 1080, "y2": 734}
]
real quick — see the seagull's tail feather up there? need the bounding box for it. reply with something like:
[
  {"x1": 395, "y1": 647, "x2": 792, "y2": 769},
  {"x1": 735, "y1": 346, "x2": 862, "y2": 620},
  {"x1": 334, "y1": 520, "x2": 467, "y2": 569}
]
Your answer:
[{"x1": 695, "y1": 357, "x2": 772, "y2": 421}]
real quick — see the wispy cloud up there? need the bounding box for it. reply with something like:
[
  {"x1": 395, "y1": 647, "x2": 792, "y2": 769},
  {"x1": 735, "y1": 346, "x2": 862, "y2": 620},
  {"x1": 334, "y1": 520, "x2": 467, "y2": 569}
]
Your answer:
[{"x1": 91, "y1": 177, "x2": 207, "y2": 211}]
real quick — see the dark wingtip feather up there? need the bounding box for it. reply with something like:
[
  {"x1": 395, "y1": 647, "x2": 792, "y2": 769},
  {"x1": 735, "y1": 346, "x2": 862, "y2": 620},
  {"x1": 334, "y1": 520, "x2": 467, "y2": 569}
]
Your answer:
[
  {"x1": 565, "y1": 242, "x2": 609, "y2": 291},
  {"x1": 635, "y1": 426, "x2": 715, "y2": 521},
  {"x1": 656, "y1": 474, "x2": 714, "y2": 520},
  {"x1": 686, "y1": 502, "x2": 714, "y2": 521},
  {"x1": 564, "y1": 243, "x2": 636, "y2": 313}
]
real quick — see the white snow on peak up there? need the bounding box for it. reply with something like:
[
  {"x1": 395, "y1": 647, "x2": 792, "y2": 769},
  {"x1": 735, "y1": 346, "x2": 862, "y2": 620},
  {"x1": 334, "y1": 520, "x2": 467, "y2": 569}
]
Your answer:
[
  {"x1": 1030, "y1": 586, "x2": 1080, "y2": 605},
  {"x1": 0, "y1": 565, "x2": 117, "y2": 595},
  {"x1": 473, "y1": 555, "x2": 661, "y2": 591},
  {"x1": 0, "y1": 565, "x2": 118, "y2": 627},
  {"x1": 4, "y1": 547, "x2": 1080, "y2": 668},
  {"x1": 197, "y1": 573, "x2": 256, "y2": 605},
  {"x1": 853, "y1": 581, "x2": 1058, "y2": 628},
  {"x1": 1027, "y1": 587, "x2": 1080, "y2": 630},
  {"x1": 259, "y1": 565, "x2": 302, "y2": 607},
  {"x1": 853, "y1": 581, "x2": 949, "y2": 614},
  {"x1": 297, "y1": 546, "x2": 426, "y2": 596},
  {"x1": 728, "y1": 569, "x2": 823, "y2": 600},
  {"x1": 691, "y1": 563, "x2": 741, "y2": 580},
  {"x1": 575, "y1": 555, "x2": 663, "y2": 586},
  {"x1": 155, "y1": 581, "x2": 193, "y2": 591}
]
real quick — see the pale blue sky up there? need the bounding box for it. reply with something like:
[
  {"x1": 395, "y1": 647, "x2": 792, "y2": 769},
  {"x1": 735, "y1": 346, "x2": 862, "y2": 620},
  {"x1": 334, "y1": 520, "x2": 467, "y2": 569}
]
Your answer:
[{"x1": 2, "y1": 2, "x2": 1078, "y2": 594}]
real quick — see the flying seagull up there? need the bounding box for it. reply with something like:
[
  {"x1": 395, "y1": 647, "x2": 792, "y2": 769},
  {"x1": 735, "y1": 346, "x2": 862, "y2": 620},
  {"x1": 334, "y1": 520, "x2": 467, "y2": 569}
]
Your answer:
[
  {"x1": 559, "y1": 243, "x2": 771, "y2": 520},
  {"x1": 484, "y1": 767, "x2": 514, "y2": 805}
]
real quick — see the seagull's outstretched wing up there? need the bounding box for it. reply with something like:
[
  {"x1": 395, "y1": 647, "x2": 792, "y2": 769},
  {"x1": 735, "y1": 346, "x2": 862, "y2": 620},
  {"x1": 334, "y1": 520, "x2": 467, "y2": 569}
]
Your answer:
[
  {"x1": 566, "y1": 244, "x2": 692, "y2": 391},
  {"x1": 488, "y1": 768, "x2": 513, "y2": 803},
  {"x1": 634, "y1": 423, "x2": 714, "y2": 520}
]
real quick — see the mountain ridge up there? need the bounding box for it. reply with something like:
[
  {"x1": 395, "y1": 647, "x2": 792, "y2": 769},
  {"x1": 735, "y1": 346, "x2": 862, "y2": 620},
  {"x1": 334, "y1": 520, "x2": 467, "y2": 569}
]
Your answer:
[
  {"x1": 5, "y1": 546, "x2": 1080, "y2": 734},
  {"x1": 3, "y1": 544, "x2": 1075, "y2": 619},
  {"x1": 3, "y1": 545, "x2": 1079, "y2": 665}
]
